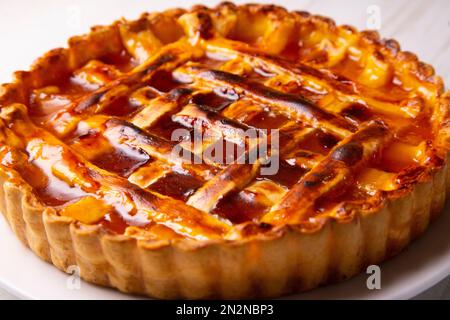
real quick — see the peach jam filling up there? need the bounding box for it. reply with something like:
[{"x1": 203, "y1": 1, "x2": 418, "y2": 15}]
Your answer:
[{"x1": 0, "y1": 6, "x2": 444, "y2": 240}]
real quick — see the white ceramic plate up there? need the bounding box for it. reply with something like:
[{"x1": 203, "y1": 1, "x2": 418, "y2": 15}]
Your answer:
[{"x1": 1, "y1": 201, "x2": 450, "y2": 300}]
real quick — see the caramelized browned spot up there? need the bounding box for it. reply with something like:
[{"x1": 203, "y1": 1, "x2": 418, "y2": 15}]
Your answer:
[
  {"x1": 298, "y1": 130, "x2": 339, "y2": 155},
  {"x1": 212, "y1": 190, "x2": 269, "y2": 223},
  {"x1": 197, "y1": 69, "x2": 357, "y2": 133},
  {"x1": 264, "y1": 161, "x2": 306, "y2": 188},
  {"x1": 147, "y1": 69, "x2": 182, "y2": 93}
]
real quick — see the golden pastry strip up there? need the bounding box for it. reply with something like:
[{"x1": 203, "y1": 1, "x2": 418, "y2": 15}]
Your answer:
[
  {"x1": 130, "y1": 88, "x2": 192, "y2": 129},
  {"x1": 174, "y1": 103, "x2": 278, "y2": 212},
  {"x1": 72, "y1": 60, "x2": 123, "y2": 89},
  {"x1": 128, "y1": 161, "x2": 172, "y2": 189},
  {"x1": 70, "y1": 114, "x2": 216, "y2": 179},
  {"x1": 263, "y1": 120, "x2": 391, "y2": 224},
  {"x1": 187, "y1": 160, "x2": 261, "y2": 212},
  {"x1": 221, "y1": 100, "x2": 265, "y2": 122},
  {"x1": 202, "y1": 38, "x2": 418, "y2": 119},
  {"x1": 45, "y1": 40, "x2": 203, "y2": 137},
  {"x1": 173, "y1": 103, "x2": 257, "y2": 144},
  {"x1": 1, "y1": 105, "x2": 230, "y2": 239},
  {"x1": 174, "y1": 102, "x2": 324, "y2": 172}
]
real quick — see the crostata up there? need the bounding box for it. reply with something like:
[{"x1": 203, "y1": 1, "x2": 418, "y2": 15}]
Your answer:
[{"x1": 0, "y1": 2, "x2": 449, "y2": 298}]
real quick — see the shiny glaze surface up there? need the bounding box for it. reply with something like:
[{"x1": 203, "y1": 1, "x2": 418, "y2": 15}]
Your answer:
[{"x1": 0, "y1": 3, "x2": 446, "y2": 240}]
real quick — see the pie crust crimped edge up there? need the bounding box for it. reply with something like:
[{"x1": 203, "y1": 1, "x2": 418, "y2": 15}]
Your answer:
[{"x1": 0, "y1": 3, "x2": 450, "y2": 299}]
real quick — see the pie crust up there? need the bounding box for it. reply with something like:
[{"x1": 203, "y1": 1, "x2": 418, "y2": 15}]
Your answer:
[{"x1": 0, "y1": 2, "x2": 449, "y2": 299}]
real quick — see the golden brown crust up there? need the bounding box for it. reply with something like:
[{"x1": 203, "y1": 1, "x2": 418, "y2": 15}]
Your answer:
[
  {"x1": 0, "y1": 2, "x2": 449, "y2": 299},
  {"x1": 0, "y1": 161, "x2": 447, "y2": 298}
]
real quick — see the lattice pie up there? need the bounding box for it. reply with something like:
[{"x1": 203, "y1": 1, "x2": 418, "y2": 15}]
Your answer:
[{"x1": 0, "y1": 3, "x2": 449, "y2": 298}]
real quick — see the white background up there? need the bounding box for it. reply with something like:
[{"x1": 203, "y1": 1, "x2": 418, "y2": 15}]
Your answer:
[{"x1": 0, "y1": 0, "x2": 449, "y2": 299}]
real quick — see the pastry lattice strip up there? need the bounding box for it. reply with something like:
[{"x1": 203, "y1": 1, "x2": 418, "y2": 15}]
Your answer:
[
  {"x1": 202, "y1": 38, "x2": 419, "y2": 119},
  {"x1": 0, "y1": 104, "x2": 231, "y2": 239},
  {"x1": 263, "y1": 120, "x2": 392, "y2": 224},
  {"x1": 174, "y1": 64, "x2": 356, "y2": 138}
]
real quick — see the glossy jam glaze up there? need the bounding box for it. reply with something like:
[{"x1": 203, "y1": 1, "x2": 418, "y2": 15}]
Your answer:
[{"x1": 0, "y1": 3, "x2": 447, "y2": 240}]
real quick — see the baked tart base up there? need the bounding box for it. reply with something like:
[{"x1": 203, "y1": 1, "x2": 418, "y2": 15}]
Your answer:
[
  {"x1": 0, "y1": 3, "x2": 449, "y2": 299},
  {"x1": 0, "y1": 163, "x2": 449, "y2": 299}
]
